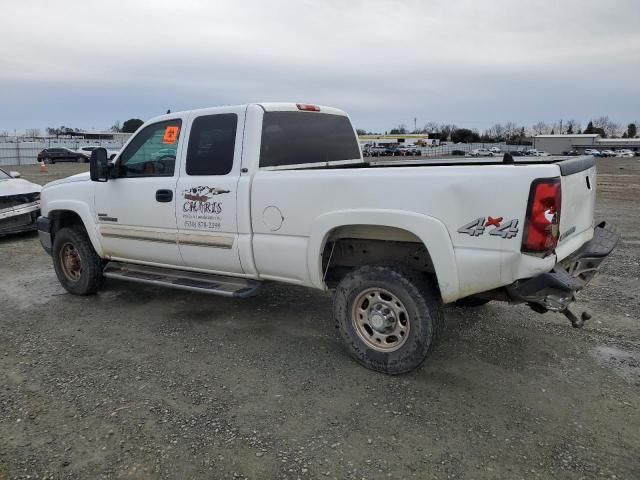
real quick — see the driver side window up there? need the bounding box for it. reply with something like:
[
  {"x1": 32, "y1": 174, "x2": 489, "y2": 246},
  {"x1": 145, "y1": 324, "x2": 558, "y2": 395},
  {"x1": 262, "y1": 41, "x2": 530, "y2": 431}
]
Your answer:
[{"x1": 118, "y1": 120, "x2": 182, "y2": 177}]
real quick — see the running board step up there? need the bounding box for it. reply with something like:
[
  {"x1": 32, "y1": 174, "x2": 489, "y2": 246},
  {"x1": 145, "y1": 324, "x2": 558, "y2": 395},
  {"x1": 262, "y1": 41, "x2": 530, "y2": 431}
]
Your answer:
[{"x1": 103, "y1": 262, "x2": 261, "y2": 298}]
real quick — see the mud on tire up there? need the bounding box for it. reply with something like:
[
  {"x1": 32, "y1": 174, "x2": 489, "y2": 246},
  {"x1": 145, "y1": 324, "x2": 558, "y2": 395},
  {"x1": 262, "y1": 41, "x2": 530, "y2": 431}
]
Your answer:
[
  {"x1": 333, "y1": 265, "x2": 444, "y2": 375},
  {"x1": 52, "y1": 226, "x2": 104, "y2": 295}
]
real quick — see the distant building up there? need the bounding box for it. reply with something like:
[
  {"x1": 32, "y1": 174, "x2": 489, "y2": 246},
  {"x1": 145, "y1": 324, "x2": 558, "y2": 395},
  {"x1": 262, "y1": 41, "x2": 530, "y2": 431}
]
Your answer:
[
  {"x1": 533, "y1": 134, "x2": 640, "y2": 154},
  {"x1": 359, "y1": 134, "x2": 439, "y2": 147}
]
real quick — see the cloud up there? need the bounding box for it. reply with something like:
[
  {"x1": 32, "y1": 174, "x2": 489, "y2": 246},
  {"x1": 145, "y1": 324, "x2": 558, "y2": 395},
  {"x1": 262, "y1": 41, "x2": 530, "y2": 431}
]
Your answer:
[{"x1": 1, "y1": 0, "x2": 638, "y2": 132}]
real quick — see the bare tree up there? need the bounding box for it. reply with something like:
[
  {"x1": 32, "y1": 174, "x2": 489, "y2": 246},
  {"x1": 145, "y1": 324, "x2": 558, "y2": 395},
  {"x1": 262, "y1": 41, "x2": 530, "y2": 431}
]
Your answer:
[
  {"x1": 25, "y1": 128, "x2": 41, "y2": 137},
  {"x1": 532, "y1": 121, "x2": 550, "y2": 135},
  {"x1": 592, "y1": 116, "x2": 609, "y2": 130},
  {"x1": 503, "y1": 122, "x2": 519, "y2": 139},
  {"x1": 423, "y1": 122, "x2": 440, "y2": 133},
  {"x1": 0, "y1": 130, "x2": 9, "y2": 138},
  {"x1": 110, "y1": 121, "x2": 122, "y2": 133},
  {"x1": 606, "y1": 122, "x2": 623, "y2": 138},
  {"x1": 439, "y1": 124, "x2": 456, "y2": 141},
  {"x1": 565, "y1": 119, "x2": 581, "y2": 135},
  {"x1": 489, "y1": 124, "x2": 505, "y2": 140}
]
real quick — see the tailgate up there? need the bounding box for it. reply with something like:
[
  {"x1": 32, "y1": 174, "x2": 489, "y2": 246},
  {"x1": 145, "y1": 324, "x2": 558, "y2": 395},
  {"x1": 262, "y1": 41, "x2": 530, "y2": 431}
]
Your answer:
[{"x1": 556, "y1": 156, "x2": 597, "y2": 260}]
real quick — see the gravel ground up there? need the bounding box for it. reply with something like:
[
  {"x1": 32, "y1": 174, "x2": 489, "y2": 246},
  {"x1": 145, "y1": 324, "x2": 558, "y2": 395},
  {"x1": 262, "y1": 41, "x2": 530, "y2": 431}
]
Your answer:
[{"x1": 1, "y1": 159, "x2": 638, "y2": 479}]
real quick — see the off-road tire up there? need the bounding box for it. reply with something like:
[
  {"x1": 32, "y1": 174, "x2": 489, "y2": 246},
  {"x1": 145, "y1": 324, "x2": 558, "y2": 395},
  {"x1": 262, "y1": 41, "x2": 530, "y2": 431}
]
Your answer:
[
  {"x1": 455, "y1": 296, "x2": 491, "y2": 307},
  {"x1": 52, "y1": 226, "x2": 104, "y2": 295},
  {"x1": 333, "y1": 265, "x2": 444, "y2": 375}
]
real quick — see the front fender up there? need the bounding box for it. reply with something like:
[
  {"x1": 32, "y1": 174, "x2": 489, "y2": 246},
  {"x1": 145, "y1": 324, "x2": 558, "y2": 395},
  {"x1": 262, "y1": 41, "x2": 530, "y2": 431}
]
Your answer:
[
  {"x1": 47, "y1": 200, "x2": 104, "y2": 257},
  {"x1": 307, "y1": 209, "x2": 460, "y2": 303}
]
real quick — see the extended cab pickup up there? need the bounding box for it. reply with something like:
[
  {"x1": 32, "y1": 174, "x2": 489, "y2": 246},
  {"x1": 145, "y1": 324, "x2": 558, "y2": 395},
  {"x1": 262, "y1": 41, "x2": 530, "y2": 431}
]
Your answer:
[{"x1": 37, "y1": 103, "x2": 618, "y2": 374}]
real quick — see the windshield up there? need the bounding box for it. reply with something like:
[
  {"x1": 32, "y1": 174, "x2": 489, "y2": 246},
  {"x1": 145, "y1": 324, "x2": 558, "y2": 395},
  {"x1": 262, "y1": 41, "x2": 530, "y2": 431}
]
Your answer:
[{"x1": 0, "y1": 168, "x2": 11, "y2": 180}]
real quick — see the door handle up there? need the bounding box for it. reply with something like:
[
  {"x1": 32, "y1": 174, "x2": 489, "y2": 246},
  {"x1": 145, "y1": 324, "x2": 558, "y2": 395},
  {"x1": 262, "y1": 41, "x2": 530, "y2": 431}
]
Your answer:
[{"x1": 155, "y1": 189, "x2": 173, "y2": 202}]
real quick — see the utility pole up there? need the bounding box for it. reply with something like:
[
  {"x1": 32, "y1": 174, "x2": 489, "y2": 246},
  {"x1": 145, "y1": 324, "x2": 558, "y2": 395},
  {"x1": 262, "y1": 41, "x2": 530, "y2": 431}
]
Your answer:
[{"x1": 414, "y1": 117, "x2": 417, "y2": 133}]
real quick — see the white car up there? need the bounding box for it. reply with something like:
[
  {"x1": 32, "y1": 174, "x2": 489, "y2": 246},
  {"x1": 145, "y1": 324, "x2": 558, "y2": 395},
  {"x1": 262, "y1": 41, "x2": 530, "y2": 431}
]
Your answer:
[
  {"x1": 489, "y1": 146, "x2": 501, "y2": 153},
  {"x1": 532, "y1": 151, "x2": 550, "y2": 157},
  {"x1": 77, "y1": 146, "x2": 121, "y2": 161},
  {"x1": 584, "y1": 149, "x2": 600, "y2": 155},
  {"x1": 36, "y1": 102, "x2": 618, "y2": 374},
  {"x1": 0, "y1": 168, "x2": 41, "y2": 236},
  {"x1": 615, "y1": 149, "x2": 634, "y2": 157},
  {"x1": 467, "y1": 148, "x2": 495, "y2": 157},
  {"x1": 600, "y1": 150, "x2": 616, "y2": 157}
]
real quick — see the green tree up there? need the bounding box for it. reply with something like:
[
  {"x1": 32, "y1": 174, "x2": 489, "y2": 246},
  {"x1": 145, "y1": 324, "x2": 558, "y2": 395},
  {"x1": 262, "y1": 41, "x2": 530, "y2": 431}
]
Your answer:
[
  {"x1": 122, "y1": 118, "x2": 144, "y2": 133},
  {"x1": 584, "y1": 121, "x2": 594, "y2": 134},
  {"x1": 627, "y1": 123, "x2": 637, "y2": 138},
  {"x1": 356, "y1": 129, "x2": 367, "y2": 136},
  {"x1": 389, "y1": 124, "x2": 407, "y2": 135},
  {"x1": 451, "y1": 128, "x2": 479, "y2": 143}
]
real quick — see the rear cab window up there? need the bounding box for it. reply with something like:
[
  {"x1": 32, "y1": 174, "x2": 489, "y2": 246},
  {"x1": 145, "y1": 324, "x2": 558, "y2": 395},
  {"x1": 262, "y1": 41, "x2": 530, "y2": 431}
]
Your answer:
[
  {"x1": 259, "y1": 111, "x2": 361, "y2": 169},
  {"x1": 185, "y1": 114, "x2": 238, "y2": 176}
]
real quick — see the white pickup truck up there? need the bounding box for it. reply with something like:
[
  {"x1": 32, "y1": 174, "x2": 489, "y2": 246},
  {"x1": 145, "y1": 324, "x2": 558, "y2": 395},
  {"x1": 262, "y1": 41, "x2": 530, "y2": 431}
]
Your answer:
[{"x1": 37, "y1": 103, "x2": 618, "y2": 374}]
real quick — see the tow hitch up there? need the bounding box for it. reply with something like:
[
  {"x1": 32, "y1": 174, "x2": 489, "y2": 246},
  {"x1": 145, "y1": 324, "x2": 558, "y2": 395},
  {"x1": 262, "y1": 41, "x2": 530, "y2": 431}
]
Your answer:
[
  {"x1": 507, "y1": 222, "x2": 618, "y2": 327},
  {"x1": 562, "y1": 308, "x2": 592, "y2": 329}
]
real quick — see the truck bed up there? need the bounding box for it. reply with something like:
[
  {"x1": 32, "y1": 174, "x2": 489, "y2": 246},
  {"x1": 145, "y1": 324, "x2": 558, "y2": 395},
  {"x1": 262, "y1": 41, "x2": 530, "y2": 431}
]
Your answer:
[{"x1": 365, "y1": 154, "x2": 593, "y2": 170}]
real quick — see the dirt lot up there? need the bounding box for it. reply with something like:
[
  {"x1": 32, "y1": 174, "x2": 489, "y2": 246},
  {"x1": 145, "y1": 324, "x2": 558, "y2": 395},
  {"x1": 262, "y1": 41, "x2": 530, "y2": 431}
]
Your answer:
[{"x1": 1, "y1": 159, "x2": 638, "y2": 479}]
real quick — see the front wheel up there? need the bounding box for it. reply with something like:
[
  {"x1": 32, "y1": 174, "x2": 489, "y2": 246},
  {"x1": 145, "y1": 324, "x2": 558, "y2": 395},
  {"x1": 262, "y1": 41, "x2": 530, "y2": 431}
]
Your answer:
[
  {"x1": 52, "y1": 226, "x2": 104, "y2": 295},
  {"x1": 333, "y1": 265, "x2": 443, "y2": 375}
]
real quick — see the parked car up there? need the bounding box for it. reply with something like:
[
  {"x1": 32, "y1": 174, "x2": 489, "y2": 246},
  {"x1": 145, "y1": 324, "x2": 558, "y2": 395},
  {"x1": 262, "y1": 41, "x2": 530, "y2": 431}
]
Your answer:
[
  {"x1": 489, "y1": 146, "x2": 501, "y2": 153},
  {"x1": 615, "y1": 149, "x2": 634, "y2": 158},
  {"x1": 467, "y1": 148, "x2": 495, "y2": 157},
  {"x1": 584, "y1": 149, "x2": 600, "y2": 156},
  {"x1": 509, "y1": 150, "x2": 526, "y2": 157},
  {"x1": 396, "y1": 145, "x2": 421, "y2": 156},
  {"x1": 600, "y1": 149, "x2": 616, "y2": 157},
  {"x1": 370, "y1": 147, "x2": 386, "y2": 157},
  {"x1": 0, "y1": 167, "x2": 41, "y2": 236},
  {"x1": 77, "y1": 145, "x2": 121, "y2": 161},
  {"x1": 37, "y1": 147, "x2": 86, "y2": 164},
  {"x1": 383, "y1": 146, "x2": 401, "y2": 156},
  {"x1": 36, "y1": 102, "x2": 618, "y2": 374}
]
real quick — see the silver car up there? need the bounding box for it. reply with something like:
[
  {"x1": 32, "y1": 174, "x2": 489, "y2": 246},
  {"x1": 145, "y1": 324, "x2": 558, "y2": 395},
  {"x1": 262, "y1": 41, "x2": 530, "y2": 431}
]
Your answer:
[{"x1": 0, "y1": 168, "x2": 42, "y2": 236}]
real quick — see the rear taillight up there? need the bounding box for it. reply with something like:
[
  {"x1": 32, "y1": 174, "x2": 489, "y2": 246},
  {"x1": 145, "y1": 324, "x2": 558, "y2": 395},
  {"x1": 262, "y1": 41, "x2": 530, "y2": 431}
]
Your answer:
[
  {"x1": 296, "y1": 103, "x2": 320, "y2": 112},
  {"x1": 522, "y1": 178, "x2": 561, "y2": 255}
]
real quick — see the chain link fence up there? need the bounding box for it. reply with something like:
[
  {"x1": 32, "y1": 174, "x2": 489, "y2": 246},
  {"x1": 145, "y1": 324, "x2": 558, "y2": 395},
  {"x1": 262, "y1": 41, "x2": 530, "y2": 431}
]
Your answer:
[{"x1": 0, "y1": 139, "x2": 126, "y2": 166}]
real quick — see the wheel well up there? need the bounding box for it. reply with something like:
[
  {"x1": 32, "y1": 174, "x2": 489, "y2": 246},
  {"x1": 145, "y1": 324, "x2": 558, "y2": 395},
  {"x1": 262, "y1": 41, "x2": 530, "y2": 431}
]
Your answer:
[
  {"x1": 49, "y1": 210, "x2": 86, "y2": 241},
  {"x1": 321, "y1": 225, "x2": 437, "y2": 288}
]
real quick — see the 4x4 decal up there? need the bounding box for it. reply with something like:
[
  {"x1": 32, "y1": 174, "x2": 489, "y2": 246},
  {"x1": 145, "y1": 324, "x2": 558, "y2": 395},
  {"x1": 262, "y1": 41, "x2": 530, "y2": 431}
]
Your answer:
[{"x1": 458, "y1": 217, "x2": 519, "y2": 239}]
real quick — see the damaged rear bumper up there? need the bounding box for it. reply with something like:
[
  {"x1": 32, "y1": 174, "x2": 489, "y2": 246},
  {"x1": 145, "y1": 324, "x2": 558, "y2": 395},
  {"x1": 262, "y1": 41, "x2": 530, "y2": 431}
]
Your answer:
[{"x1": 507, "y1": 222, "x2": 619, "y2": 312}]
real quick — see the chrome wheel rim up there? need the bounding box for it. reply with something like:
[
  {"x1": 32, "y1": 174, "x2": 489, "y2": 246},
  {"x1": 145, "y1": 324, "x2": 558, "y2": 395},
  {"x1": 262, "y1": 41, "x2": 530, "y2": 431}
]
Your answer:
[
  {"x1": 351, "y1": 287, "x2": 410, "y2": 352},
  {"x1": 59, "y1": 242, "x2": 82, "y2": 282}
]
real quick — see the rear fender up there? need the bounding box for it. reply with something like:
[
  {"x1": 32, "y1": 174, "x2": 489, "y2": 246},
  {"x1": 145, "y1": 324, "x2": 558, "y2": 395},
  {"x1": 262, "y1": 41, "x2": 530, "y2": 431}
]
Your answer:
[{"x1": 308, "y1": 209, "x2": 460, "y2": 302}]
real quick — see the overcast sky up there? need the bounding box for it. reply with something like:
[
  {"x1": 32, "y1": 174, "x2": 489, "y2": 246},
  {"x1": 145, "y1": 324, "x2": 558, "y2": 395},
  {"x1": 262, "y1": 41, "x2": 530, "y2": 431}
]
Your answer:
[{"x1": 1, "y1": 0, "x2": 639, "y2": 133}]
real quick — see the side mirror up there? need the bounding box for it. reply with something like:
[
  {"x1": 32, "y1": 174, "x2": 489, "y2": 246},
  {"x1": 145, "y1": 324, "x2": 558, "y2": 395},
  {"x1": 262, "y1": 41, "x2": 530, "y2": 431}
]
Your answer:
[
  {"x1": 90, "y1": 147, "x2": 109, "y2": 182},
  {"x1": 8, "y1": 171, "x2": 21, "y2": 178}
]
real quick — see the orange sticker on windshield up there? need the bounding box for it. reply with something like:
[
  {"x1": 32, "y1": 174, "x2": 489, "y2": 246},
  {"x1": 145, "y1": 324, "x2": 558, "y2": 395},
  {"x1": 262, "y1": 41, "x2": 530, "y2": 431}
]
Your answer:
[{"x1": 163, "y1": 125, "x2": 179, "y2": 144}]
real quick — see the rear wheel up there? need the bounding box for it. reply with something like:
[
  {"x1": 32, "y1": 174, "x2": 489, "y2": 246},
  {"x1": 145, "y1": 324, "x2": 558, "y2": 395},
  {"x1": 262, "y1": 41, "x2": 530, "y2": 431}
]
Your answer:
[
  {"x1": 333, "y1": 265, "x2": 443, "y2": 375},
  {"x1": 52, "y1": 226, "x2": 104, "y2": 295}
]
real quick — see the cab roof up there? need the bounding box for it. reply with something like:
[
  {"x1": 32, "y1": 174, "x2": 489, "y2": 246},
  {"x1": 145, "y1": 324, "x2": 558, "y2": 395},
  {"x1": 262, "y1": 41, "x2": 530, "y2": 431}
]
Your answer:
[{"x1": 146, "y1": 103, "x2": 347, "y2": 125}]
